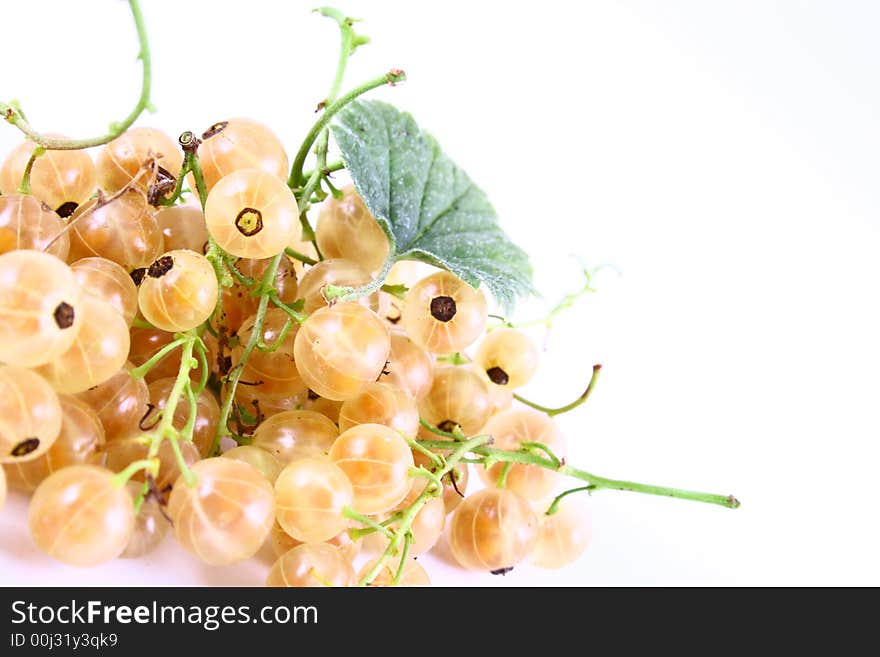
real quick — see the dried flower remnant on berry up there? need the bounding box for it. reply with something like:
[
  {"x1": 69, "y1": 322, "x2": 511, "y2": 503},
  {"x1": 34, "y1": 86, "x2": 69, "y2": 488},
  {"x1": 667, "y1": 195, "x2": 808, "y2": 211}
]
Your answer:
[
  {"x1": 430, "y1": 295, "x2": 456, "y2": 322},
  {"x1": 147, "y1": 255, "x2": 174, "y2": 278},
  {"x1": 53, "y1": 302, "x2": 75, "y2": 329}
]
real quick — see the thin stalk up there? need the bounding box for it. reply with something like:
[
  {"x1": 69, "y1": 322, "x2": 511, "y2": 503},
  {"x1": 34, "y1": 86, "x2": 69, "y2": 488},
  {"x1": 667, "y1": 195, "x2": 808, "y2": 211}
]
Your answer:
[
  {"x1": 415, "y1": 437, "x2": 740, "y2": 510},
  {"x1": 17, "y1": 146, "x2": 43, "y2": 194},
  {"x1": 288, "y1": 70, "x2": 407, "y2": 189},
  {"x1": 514, "y1": 364, "x2": 602, "y2": 417},
  {"x1": 302, "y1": 159, "x2": 345, "y2": 181},
  {"x1": 211, "y1": 253, "x2": 284, "y2": 456},
  {"x1": 357, "y1": 435, "x2": 492, "y2": 586},
  {"x1": 1, "y1": 0, "x2": 152, "y2": 150},
  {"x1": 284, "y1": 247, "x2": 318, "y2": 266},
  {"x1": 129, "y1": 337, "x2": 187, "y2": 379},
  {"x1": 391, "y1": 532, "x2": 413, "y2": 586}
]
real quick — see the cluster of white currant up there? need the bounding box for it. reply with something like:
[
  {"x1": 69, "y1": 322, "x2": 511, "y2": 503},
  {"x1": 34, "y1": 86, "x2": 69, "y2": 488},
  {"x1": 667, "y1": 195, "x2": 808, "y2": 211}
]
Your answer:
[{"x1": 0, "y1": 120, "x2": 595, "y2": 586}]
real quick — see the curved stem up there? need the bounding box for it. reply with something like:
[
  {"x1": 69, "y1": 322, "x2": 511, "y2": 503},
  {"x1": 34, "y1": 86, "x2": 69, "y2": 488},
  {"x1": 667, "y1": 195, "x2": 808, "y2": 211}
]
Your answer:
[
  {"x1": 288, "y1": 69, "x2": 407, "y2": 189},
  {"x1": 391, "y1": 532, "x2": 413, "y2": 586},
  {"x1": 284, "y1": 247, "x2": 318, "y2": 266},
  {"x1": 269, "y1": 295, "x2": 309, "y2": 324},
  {"x1": 545, "y1": 486, "x2": 592, "y2": 516},
  {"x1": 302, "y1": 159, "x2": 345, "y2": 181},
  {"x1": 344, "y1": 508, "x2": 394, "y2": 540},
  {"x1": 149, "y1": 336, "x2": 196, "y2": 453},
  {"x1": 1, "y1": 0, "x2": 151, "y2": 150},
  {"x1": 514, "y1": 363, "x2": 602, "y2": 417},
  {"x1": 110, "y1": 458, "x2": 156, "y2": 488},
  {"x1": 324, "y1": 255, "x2": 396, "y2": 303},
  {"x1": 129, "y1": 336, "x2": 187, "y2": 379},
  {"x1": 17, "y1": 146, "x2": 43, "y2": 194}
]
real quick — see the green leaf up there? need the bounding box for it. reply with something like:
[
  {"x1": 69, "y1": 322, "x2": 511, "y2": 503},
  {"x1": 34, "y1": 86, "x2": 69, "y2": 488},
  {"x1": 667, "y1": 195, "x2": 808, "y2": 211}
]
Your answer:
[{"x1": 331, "y1": 100, "x2": 533, "y2": 312}]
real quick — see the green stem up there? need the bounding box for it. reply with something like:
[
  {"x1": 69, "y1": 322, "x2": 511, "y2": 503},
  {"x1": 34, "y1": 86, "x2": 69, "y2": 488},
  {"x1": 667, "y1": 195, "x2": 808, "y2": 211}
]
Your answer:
[
  {"x1": 211, "y1": 253, "x2": 284, "y2": 456},
  {"x1": 416, "y1": 437, "x2": 740, "y2": 510},
  {"x1": 1, "y1": 0, "x2": 151, "y2": 150},
  {"x1": 514, "y1": 363, "x2": 602, "y2": 417},
  {"x1": 180, "y1": 385, "x2": 199, "y2": 441},
  {"x1": 343, "y1": 508, "x2": 394, "y2": 540},
  {"x1": 391, "y1": 532, "x2": 412, "y2": 586},
  {"x1": 17, "y1": 146, "x2": 44, "y2": 194},
  {"x1": 324, "y1": 255, "x2": 396, "y2": 303},
  {"x1": 164, "y1": 432, "x2": 196, "y2": 487},
  {"x1": 129, "y1": 336, "x2": 187, "y2": 379},
  {"x1": 357, "y1": 434, "x2": 492, "y2": 586},
  {"x1": 192, "y1": 337, "x2": 210, "y2": 395},
  {"x1": 406, "y1": 437, "x2": 444, "y2": 468},
  {"x1": 269, "y1": 295, "x2": 309, "y2": 324},
  {"x1": 149, "y1": 336, "x2": 196, "y2": 454},
  {"x1": 545, "y1": 486, "x2": 592, "y2": 516},
  {"x1": 111, "y1": 458, "x2": 156, "y2": 488},
  {"x1": 284, "y1": 246, "x2": 318, "y2": 266},
  {"x1": 257, "y1": 317, "x2": 295, "y2": 352},
  {"x1": 288, "y1": 69, "x2": 407, "y2": 189},
  {"x1": 510, "y1": 263, "x2": 604, "y2": 329},
  {"x1": 302, "y1": 159, "x2": 345, "y2": 181}
]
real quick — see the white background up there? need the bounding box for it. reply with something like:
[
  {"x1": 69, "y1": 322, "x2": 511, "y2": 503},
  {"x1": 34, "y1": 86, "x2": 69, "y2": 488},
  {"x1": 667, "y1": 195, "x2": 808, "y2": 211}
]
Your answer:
[{"x1": 1, "y1": 0, "x2": 879, "y2": 586}]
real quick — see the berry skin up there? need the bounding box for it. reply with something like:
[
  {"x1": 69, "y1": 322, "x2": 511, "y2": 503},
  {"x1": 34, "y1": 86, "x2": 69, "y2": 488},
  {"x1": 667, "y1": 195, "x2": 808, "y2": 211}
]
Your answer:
[
  {"x1": 475, "y1": 328, "x2": 539, "y2": 389},
  {"x1": 120, "y1": 480, "x2": 170, "y2": 559},
  {"x1": 377, "y1": 331, "x2": 434, "y2": 401},
  {"x1": 76, "y1": 364, "x2": 148, "y2": 443},
  {"x1": 296, "y1": 258, "x2": 378, "y2": 314},
  {"x1": 266, "y1": 543, "x2": 355, "y2": 588},
  {"x1": 95, "y1": 127, "x2": 183, "y2": 197},
  {"x1": 34, "y1": 297, "x2": 130, "y2": 394},
  {"x1": 338, "y1": 382, "x2": 420, "y2": 439},
  {"x1": 293, "y1": 303, "x2": 391, "y2": 401},
  {"x1": 154, "y1": 205, "x2": 209, "y2": 253},
  {"x1": 448, "y1": 488, "x2": 538, "y2": 571},
  {"x1": 274, "y1": 458, "x2": 354, "y2": 543},
  {"x1": 197, "y1": 118, "x2": 289, "y2": 193},
  {"x1": 0, "y1": 366, "x2": 62, "y2": 464},
  {"x1": 270, "y1": 521, "x2": 361, "y2": 561},
  {"x1": 478, "y1": 409, "x2": 566, "y2": 501},
  {"x1": 419, "y1": 366, "x2": 493, "y2": 436},
  {"x1": 328, "y1": 423, "x2": 414, "y2": 515},
  {"x1": 168, "y1": 458, "x2": 275, "y2": 566},
  {"x1": 71, "y1": 257, "x2": 139, "y2": 325},
  {"x1": 0, "y1": 138, "x2": 96, "y2": 216},
  {"x1": 402, "y1": 271, "x2": 487, "y2": 354},
  {"x1": 3, "y1": 395, "x2": 105, "y2": 492},
  {"x1": 204, "y1": 168, "x2": 298, "y2": 259},
  {"x1": 221, "y1": 445, "x2": 282, "y2": 484},
  {"x1": 0, "y1": 249, "x2": 82, "y2": 368},
  {"x1": 28, "y1": 465, "x2": 134, "y2": 567},
  {"x1": 316, "y1": 187, "x2": 390, "y2": 273},
  {"x1": 251, "y1": 410, "x2": 339, "y2": 463},
  {"x1": 67, "y1": 188, "x2": 164, "y2": 271},
  {"x1": 531, "y1": 497, "x2": 592, "y2": 570},
  {"x1": 0, "y1": 194, "x2": 69, "y2": 258},
  {"x1": 137, "y1": 250, "x2": 219, "y2": 332}
]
